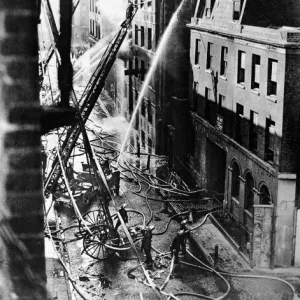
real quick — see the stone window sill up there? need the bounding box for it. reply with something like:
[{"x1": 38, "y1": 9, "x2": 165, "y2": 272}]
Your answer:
[
  {"x1": 266, "y1": 95, "x2": 277, "y2": 103},
  {"x1": 250, "y1": 89, "x2": 260, "y2": 96},
  {"x1": 219, "y1": 75, "x2": 227, "y2": 81},
  {"x1": 244, "y1": 209, "x2": 253, "y2": 219},
  {"x1": 231, "y1": 197, "x2": 240, "y2": 206},
  {"x1": 237, "y1": 83, "x2": 245, "y2": 89},
  {"x1": 194, "y1": 64, "x2": 201, "y2": 69},
  {"x1": 205, "y1": 69, "x2": 213, "y2": 74}
]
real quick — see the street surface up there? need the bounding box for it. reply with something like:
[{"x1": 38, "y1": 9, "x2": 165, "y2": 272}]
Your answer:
[{"x1": 57, "y1": 175, "x2": 297, "y2": 300}]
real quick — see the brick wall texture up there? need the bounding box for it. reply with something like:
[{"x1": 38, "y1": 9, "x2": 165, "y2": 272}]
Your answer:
[{"x1": 0, "y1": 2, "x2": 46, "y2": 299}]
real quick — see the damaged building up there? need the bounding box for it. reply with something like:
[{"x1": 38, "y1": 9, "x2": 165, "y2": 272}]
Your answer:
[
  {"x1": 2, "y1": 0, "x2": 300, "y2": 299},
  {"x1": 173, "y1": 0, "x2": 300, "y2": 268},
  {"x1": 122, "y1": 0, "x2": 196, "y2": 155}
]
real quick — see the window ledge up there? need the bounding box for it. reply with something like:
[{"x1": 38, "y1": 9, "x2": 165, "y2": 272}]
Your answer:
[
  {"x1": 205, "y1": 69, "x2": 213, "y2": 74},
  {"x1": 266, "y1": 95, "x2": 277, "y2": 103},
  {"x1": 237, "y1": 83, "x2": 245, "y2": 89},
  {"x1": 194, "y1": 64, "x2": 201, "y2": 69},
  {"x1": 244, "y1": 209, "x2": 253, "y2": 218},
  {"x1": 250, "y1": 89, "x2": 260, "y2": 96},
  {"x1": 231, "y1": 197, "x2": 239, "y2": 206},
  {"x1": 219, "y1": 75, "x2": 227, "y2": 81}
]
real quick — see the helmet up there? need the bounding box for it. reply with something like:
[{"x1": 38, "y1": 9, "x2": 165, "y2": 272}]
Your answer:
[
  {"x1": 121, "y1": 203, "x2": 127, "y2": 208},
  {"x1": 178, "y1": 230, "x2": 184, "y2": 235},
  {"x1": 149, "y1": 225, "x2": 155, "y2": 231},
  {"x1": 181, "y1": 219, "x2": 187, "y2": 225}
]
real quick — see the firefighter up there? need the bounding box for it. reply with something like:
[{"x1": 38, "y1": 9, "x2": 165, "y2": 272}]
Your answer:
[
  {"x1": 111, "y1": 170, "x2": 121, "y2": 196},
  {"x1": 115, "y1": 203, "x2": 128, "y2": 230},
  {"x1": 126, "y1": 1, "x2": 134, "y2": 19},
  {"x1": 170, "y1": 230, "x2": 186, "y2": 264},
  {"x1": 180, "y1": 219, "x2": 188, "y2": 231},
  {"x1": 141, "y1": 225, "x2": 155, "y2": 266},
  {"x1": 66, "y1": 162, "x2": 79, "y2": 193}
]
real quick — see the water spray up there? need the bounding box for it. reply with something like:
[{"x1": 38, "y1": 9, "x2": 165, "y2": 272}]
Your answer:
[{"x1": 117, "y1": 0, "x2": 187, "y2": 166}]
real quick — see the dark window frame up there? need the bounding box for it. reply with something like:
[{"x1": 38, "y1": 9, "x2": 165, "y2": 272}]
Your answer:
[
  {"x1": 220, "y1": 46, "x2": 228, "y2": 76},
  {"x1": 195, "y1": 39, "x2": 201, "y2": 65},
  {"x1": 244, "y1": 172, "x2": 254, "y2": 214},
  {"x1": 268, "y1": 59, "x2": 278, "y2": 96},
  {"x1": 141, "y1": 26, "x2": 145, "y2": 47},
  {"x1": 231, "y1": 162, "x2": 240, "y2": 199},
  {"x1": 235, "y1": 103, "x2": 244, "y2": 144},
  {"x1": 206, "y1": 42, "x2": 213, "y2": 70},
  {"x1": 249, "y1": 110, "x2": 258, "y2": 153},
  {"x1": 135, "y1": 25, "x2": 139, "y2": 45},
  {"x1": 205, "y1": 87, "x2": 211, "y2": 119},
  {"x1": 148, "y1": 101, "x2": 152, "y2": 124},
  {"x1": 237, "y1": 50, "x2": 245, "y2": 84},
  {"x1": 148, "y1": 28, "x2": 152, "y2": 50},
  {"x1": 233, "y1": 0, "x2": 241, "y2": 20},
  {"x1": 251, "y1": 54, "x2": 260, "y2": 90},
  {"x1": 265, "y1": 118, "x2": 275, "y2": 163}
]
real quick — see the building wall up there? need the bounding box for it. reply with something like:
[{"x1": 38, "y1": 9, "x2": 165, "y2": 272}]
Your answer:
[
  {"x1": 126, "y1": 0, "x2": 197, "y2": 156},
  {"x1": 281, "y1": 50, "x2": 300, "y2": 174},
  {"x1": 189, "y1": 30, "x2": 286, "y2": 167},
  {"x1": 72, "y1": 0, "x2": 89, "y2": 44},
  {"x1": 276, "y1": 174, "x2": 296, "y2": 266},
  {"x1": 89, "y1": 0, "x2": 102, "y2": 42},
  {"x1": 125, "y1": 0, "x2": 158, "y2": 154},
  {"x1": 187, "y1": 11, "x2": 300, "y2": 266},
  {"x1": 0, "y1": 1, "x2": 46, "y2": 298}
]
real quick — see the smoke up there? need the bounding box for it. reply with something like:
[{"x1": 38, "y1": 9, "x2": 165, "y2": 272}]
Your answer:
[
  {"x1": 73, "y1": 34, "x2": 114, "y2": 83},
  {"x1": 97, "y1": 0, "x2": 128, "y2": 30}
]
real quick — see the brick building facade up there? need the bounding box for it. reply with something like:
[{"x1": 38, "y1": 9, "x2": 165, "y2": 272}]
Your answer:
[
  {"x1": 181, "y1": 0, "x2": 300, "y2": 268},
  {"x1": 122, "y1": 0, "x2": 196, "y2": 155},
  {"x1": 0, "y1": 1, "x2": 46, "y2": 298}
]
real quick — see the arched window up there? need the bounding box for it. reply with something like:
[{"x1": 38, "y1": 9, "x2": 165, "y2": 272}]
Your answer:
[
  {"x1": 244, "y1": 172, "x2": 254, "y2": 213},
  {"x1": 260, "y1": 185, "x2": 272, "y2": 205},
  {"x1": 231, "y1": 162, "x2": 240, "y2": 199}
]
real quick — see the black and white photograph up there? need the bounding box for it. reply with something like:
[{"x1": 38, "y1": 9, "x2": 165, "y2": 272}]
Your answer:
[{"x1": 0, "y1": 0, "x2": 300, "y2": 299}]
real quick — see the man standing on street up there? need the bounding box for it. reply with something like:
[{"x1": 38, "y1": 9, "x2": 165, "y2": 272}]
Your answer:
[
  {"x1": 115, "y1": 203, "x2": 128, "y2": 230},
  {"x1": 141, "y1": 225, "x2": 155, "y2": 267},
  {"x1": 170, "y1": 230, "x2": 186, "y2": 264}
]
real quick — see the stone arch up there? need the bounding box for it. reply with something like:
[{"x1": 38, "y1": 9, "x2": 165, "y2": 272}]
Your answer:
[
  {"x1": 244, "y1": 170, "x2": 255, "y2": 213},
  {"x1": 231, "y1": 160, "x2": 241, "y2": 199},
  {"x1": 259, "y1": 183, "x2": 272, "y2": 205}
]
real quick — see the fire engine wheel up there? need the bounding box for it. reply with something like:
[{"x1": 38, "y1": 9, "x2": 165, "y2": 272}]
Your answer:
[
  {"x1": 78, "y1": 209, "x2": 106, "y2": 235},
  {"x1": 83, "y1": 224, "x2": 119, "y2": 260},
  {"x1": 116, "y1": 209, "x2": 146, "y2": 248}
]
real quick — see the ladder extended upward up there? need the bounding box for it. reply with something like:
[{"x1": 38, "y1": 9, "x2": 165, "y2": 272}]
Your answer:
[{"x1": 43, "y1": 2, "x2": 138, "y2": 193}]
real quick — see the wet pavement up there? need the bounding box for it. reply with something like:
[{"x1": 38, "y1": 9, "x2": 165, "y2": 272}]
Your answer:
[{"x1": 52, "y1": 175, "x2": 300, "y2": 300}]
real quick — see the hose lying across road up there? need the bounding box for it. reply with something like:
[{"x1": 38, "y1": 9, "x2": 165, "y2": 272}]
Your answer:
[{"x1": 43, "y1": 103, "x2": 298, "y2": 300}]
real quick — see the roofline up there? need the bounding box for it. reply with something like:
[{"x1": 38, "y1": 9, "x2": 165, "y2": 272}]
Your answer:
[{"x1": 187, "y1": 23, "x2": 300, "y2": 49}]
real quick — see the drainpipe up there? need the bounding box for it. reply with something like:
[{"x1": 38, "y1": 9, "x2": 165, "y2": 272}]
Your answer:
[
  {"x1": 270, "y1": 181, "x2": 278, "y2": 269},
  {"x1": 292, "y1": 207, "x2": 297, "y2": 266}
]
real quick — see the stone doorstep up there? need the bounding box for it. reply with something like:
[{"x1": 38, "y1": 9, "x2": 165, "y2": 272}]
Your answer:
[
  {"x1": 208, "y1": 213, "x2": 251, "y2": 267},
  {"x1": 187, "y1": 229, "x2": 215, "y2": 267},
  {"x1": 185, "y1": 215, "x2": 251, "y2": 270}
]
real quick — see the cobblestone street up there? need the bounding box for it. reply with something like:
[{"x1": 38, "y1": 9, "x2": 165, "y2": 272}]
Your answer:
[{"x1": 55, "y1": 176, "x2": 299, "y2": 300}]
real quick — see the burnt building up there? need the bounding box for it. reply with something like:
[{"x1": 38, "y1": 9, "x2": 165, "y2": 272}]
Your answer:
[
  {"x1": 184, "y1": 0, "x2": 300, "y2": 268},
  {"x1": 89, "y1": 0, "x2": 102, "y2": 42},
  {"x1": 88, "y1": 0, "x2": 127, "y2": 112},
  {"x1": 72, "y1": 0, "x2": 89, "y2": 44},
  {"x1": 123, "y1": 0, "x2": 196, "y2": 155}
]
